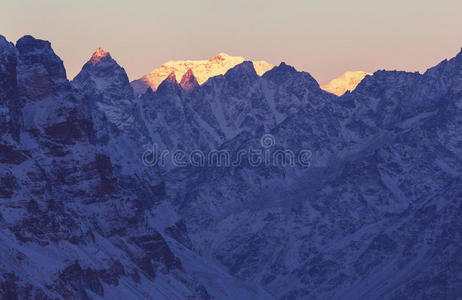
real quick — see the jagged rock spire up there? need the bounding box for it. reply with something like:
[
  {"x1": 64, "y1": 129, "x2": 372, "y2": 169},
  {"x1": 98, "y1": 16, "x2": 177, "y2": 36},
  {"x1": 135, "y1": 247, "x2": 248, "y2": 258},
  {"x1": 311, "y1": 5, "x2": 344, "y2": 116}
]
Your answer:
[
  {"x1": 89, "y1": 47, "x2": 111, "y2": 64},
  {"x1": 72, "y1": 46, "x2": 131, "y2": 98},
  {"x1": 157, "y1": 72, "x2": 180, "y2": 95},
  {"x1": 180, "y1": 69, "x2": 199, "y2": 93}
]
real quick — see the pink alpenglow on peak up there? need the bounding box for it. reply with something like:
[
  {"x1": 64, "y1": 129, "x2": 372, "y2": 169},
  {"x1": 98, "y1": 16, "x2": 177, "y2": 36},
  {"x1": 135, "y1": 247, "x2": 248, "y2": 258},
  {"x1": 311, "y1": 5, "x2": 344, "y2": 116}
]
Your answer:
[
  {"x1": 89, "y1": 47, "x2": 111, "y2": 64},
  {"x1": 130, "y1": 52, "x2": 274, "y2": 95},
  {"x1": 321, "y1": 71, "x2": 372, "y2": 96},
  {"x1": 165, "y1": 71, "x2": 178, "y2": 83},
  {"x1": 180, "y1": 69, "x2": 199, "y2": 92},
  {"x1": 209, "y1": 52, "x2": 232, "y2": 62}
]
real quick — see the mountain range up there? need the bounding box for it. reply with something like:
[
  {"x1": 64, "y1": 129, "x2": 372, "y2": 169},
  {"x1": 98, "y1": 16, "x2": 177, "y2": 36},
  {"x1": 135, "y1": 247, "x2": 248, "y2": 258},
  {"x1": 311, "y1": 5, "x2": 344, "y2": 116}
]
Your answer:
[
  {"x1": 131, "y1": 53, "x2": 370, "y2": 98},
  {"x1": 0, "y1": 34, "x2": 461, "y2": 299},
  {"x1": 130, "y1": 53, "x2": 274, "y2": 96}
]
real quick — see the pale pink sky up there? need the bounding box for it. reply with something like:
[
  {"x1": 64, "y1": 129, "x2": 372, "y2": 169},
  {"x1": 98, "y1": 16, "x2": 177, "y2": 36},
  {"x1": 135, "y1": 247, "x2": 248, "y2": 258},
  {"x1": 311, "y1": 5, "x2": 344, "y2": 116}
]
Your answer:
[{"x1": 1, "y1": 0, "x2": 461, "y2": 84}]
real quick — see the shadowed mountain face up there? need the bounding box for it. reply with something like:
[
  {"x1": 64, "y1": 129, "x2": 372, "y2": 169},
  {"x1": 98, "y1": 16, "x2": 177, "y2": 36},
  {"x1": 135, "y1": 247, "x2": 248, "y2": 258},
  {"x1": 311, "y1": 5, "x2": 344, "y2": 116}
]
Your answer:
[
  {"x1": 0, "y1": 36, "x2": 272, "y2": 300},
  {"x1": 164, "y1": 48, "x2": 462, "y2": 299},
  {"x1": 1, "y1": 33, "x2": 462, "y2": 299}
]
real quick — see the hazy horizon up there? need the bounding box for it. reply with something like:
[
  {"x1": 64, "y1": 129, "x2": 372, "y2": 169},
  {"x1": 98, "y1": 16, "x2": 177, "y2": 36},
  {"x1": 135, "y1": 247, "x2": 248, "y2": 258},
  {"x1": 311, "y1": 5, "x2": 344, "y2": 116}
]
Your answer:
[{"x1": 1, "y1": 0, "x2": 461, "y2": 84}]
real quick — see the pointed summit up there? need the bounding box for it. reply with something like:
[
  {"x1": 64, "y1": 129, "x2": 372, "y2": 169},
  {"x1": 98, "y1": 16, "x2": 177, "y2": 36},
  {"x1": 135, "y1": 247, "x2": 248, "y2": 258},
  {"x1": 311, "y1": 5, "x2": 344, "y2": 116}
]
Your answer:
[
  {"x1": 261, "y1": 61, "x2": 297, "y2": 83},
  {"x1": 72, "y1": 46, "x2": 132, "y2": 102},
  {"x1": 262, "y1": 62, "x2": 320, "y2": 90},
  {"x1": 180, "y1": 69, "x2": 199, "y2": 93},
  {"x1": 157, "y1": 71, "x2": 181, "y2": 95},
  {"x1": 225, "y1": 61, "x2": 257, "y2": 77},
  {"x1": 73, "y1": 47, "x2": 126, "y2": 82},
  {"x1": 165, "y1": 71, "x2": 178, "y2": 83},
  {"x1": 262, "y1": 62, "x2": 297, "y2": 82},
  {"x1": 89, "y1": 47, "x2": 111, "y2": 64}
]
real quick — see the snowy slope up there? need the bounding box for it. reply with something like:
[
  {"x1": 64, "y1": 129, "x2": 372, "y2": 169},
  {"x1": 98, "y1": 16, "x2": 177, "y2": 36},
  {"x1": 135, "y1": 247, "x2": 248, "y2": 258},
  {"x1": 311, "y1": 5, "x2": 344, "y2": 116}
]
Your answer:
[
  {"x1": 2, "y1": 32, "x2": 461, "y2": 300},
  {"x1": 164, "y1": 49, "x2": 462, "y2": 299},
  {"x1": 0, "y1": 35, "x2": 271, "y2": 299}
]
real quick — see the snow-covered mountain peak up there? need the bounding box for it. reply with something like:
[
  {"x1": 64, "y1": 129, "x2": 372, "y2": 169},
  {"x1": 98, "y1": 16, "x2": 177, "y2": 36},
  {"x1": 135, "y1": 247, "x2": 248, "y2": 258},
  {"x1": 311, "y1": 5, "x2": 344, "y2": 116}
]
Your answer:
[
  {"x1": 166, "y1": 71, "x2": 178, "y2": 83},
  {"x1": 4, "y1": 31, "x2": 462, "y2": 300},
  {"x1": 209, "y1": 52, "x2": 233, "y2": 61},
  {"x1": 179, "y1": 68, "x2": 199, "y2": 92},
  {"x1": 130, "y1": 53, "x2": 274, "y2": 95},
  {"x1": 71, "y1": 46, "x2": 137, "y2": 131},
  {"x1": 89, "y1": 46, "x2": 111, "y2": 64},
  {"x1": 72, "y1": 46, "x2": 131, "y2": 95},
  {"x1": 321, "y1": 70, "x2": 372, "y2": 96}
]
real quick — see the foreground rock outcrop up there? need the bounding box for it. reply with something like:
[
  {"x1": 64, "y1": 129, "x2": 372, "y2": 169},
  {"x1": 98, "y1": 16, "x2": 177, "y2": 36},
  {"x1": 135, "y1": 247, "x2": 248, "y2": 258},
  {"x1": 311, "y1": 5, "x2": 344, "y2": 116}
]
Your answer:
[{"x1": 0, "y1": 35, "x2": 271, "y2": 299}]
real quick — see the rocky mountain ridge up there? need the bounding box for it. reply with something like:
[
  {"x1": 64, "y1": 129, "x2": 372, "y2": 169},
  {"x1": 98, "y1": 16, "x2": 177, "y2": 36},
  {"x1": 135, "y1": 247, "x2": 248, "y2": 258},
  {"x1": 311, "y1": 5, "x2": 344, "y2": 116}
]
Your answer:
[
  {"x1": 1, "y1": 33, "x2": 461, "y2": 299},
  {"x1": 164, "y1": 48, "x2": 462, "y2": 299},
  {"x1": 0, "y1": 35, "x2": 272, "y2": 299}
]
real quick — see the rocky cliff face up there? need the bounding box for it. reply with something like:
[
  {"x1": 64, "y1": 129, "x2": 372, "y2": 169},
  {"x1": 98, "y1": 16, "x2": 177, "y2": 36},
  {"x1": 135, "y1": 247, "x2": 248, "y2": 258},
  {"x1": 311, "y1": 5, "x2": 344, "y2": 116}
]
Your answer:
[
  {"x1": 135, "y1": 60, "x2": 335, "y2": 175},
  {"x1": 164, "y1": 49, "x2": 462, "y2": 299},
  {"x1": 1, "y1": 33, "x2": 461, "y2": 300},
  {"x1": 0, "y1": 35, "x2": 271, "y2": 299}
]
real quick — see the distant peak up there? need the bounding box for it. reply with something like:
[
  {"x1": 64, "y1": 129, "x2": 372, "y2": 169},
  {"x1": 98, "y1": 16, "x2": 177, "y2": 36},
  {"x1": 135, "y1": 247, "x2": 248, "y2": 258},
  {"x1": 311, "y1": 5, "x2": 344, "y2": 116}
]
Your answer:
[
  {"x1": 157, "y1": 71, "x2": 180, "y2": 94},
  {"x1": 457, "y1": 47, "x2": 462, "y2": 58},
  {"x1": 181, "y1": 69, "x2": 195, "y2": 81},
  {"x1": 210, "y1": 52, "x2": 233, "y2": 62},
  {"x1": 131, "y1": 54, "x2": 273, "y2": 95},
  {"x1": 277, "y1": 62, "x2": 297, "y2": 72},
  {"x1": 180, "y1": 69, "x2": 199, "y2": 92},
  {"x1": 262, "y1": 62, "x2": 300, "y2": 84},
  {"x1": 166, "y1": 71, "x2": 177, "y2": 83},
  {"x1": 224, "y1": 61, "x2": 258, "y2": 82},
  {"x1": 229, "y1": 61, "x2": 256, "y2": 72},
  {"x1": 90, "y1": 47, "x2": 111, "y2": 64},
  {"x1": 320, "y1": 71, "x2": 371, "y2": 96}
]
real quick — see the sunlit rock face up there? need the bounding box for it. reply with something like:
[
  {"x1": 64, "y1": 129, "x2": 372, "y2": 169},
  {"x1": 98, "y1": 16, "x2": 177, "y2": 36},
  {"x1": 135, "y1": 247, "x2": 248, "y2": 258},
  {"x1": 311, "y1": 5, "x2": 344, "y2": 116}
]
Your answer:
[
  {"x1": 131, "y1": 52, "x2": 274, "y2": 95},
  {"x1": 321, "y1": 71, "x2": 372, "y2": 96}
]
